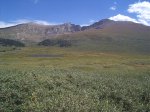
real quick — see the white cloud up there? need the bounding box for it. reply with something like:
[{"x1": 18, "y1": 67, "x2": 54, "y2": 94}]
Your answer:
[
  {"x1": 109, "y1": 1, "x2": 150, "y2": 26},
  {"x1": 80, "y1": 24, "x2": 89, "y2": 27},
  {"x1": 138, "y1": 19, "x2": 149, "y2": 26},
  {"x1": 81, "y1": 19, "x2": 96, "y2": 26},
  {"x1": 89, "y1": 19, "x2": 95, "y2": 23},
  {"x1": 0, "y1": 22, "x2": 16, "y2": 28},
  {"x1": 12, "y1": 19, "x2": 31, "y2": 24},
  {"x1": 0, "y1": 19, "x2": 60, "y2": 28},
  {"x1": 128, "y1": 1, "x2": 150, "y2": 25},
  {"x1": 33, "y1": 20, "x2": 57, "y2": 25},
  {"x1": 110, "y1": 2, "x2": 117, "y2": 11},
  {"x1": 110, "y1": 6, "x2": 117, "y2": 11},
  {"x1": 109, "y1": 14, "x2": 138, "y2": 23}
]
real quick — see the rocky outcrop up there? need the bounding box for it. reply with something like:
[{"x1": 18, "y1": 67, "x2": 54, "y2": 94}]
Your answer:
[{"x1": 0, "y1": 22, "x2": 81, "y2": 42}]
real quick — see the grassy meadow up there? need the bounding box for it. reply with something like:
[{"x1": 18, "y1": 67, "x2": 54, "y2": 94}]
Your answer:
[{"x1": 0, "y1": 46, "x2": 150, "y2": 112}]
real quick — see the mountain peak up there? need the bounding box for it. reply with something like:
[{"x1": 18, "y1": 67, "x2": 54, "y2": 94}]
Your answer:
[{"x1": 81, "y1": 19, "x2": 114, "y2": 30}]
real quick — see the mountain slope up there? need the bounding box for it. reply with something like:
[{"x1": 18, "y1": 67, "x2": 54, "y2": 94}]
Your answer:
[
  {"x1": 81, "y1": 19, "x2": 114, "y2": 30},
  {"x1": 0, "y1": 19, "x2": 150, "y2": 53},
  {"x1": 39, "y1": 20, "x2": 150, "y2": 53},
  {"x1": 0, "y1": 22, "x2": 81, "y2": 43}
]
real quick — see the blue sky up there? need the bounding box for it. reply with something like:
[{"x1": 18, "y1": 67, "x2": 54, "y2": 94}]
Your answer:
[{"x1": 0, "y1": 0, "x2": 150, "y2": 27}]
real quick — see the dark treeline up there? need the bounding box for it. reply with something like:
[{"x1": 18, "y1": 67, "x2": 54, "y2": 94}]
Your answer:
[
  {"x1": 38, "y1": 39, "x2": 72, "y2": 47},
  {"x1": 0, "y1": 38, "x2": 25, "y2": 47}
]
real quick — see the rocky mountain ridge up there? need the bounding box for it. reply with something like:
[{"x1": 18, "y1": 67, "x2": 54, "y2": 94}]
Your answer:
[{"x1": 0, "y1": 19, "x2": 150, "y2": 43}]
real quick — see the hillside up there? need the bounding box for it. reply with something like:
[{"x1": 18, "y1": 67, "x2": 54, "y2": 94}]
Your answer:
[
  {"x1": 39, "y1": 20, "x2": 150, "y2": 53},
  {"x1": 0, "y1": 22, "x2": 81, "y2": 43},
  {"x1": 0, "y1": 19, "x2": 150, "y2": 53}
]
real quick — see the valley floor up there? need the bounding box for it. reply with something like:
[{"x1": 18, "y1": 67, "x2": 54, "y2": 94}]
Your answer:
[{"x1": 0, "y1": 47, "x2": 150, "y2": 112}]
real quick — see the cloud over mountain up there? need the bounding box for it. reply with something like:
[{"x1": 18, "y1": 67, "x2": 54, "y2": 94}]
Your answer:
[
  {"x1": 0, "y1": 19, "x2": 59, "y2": 28},
  {"x1": 109, "y1": 14, "x2": 138, "y2": 23},
  {"x1": 128, "y1": 1, "x2": 150, "y2": 25},
  {"x1": 110, "y1": 1, "x2": 150, "y2": 26}
]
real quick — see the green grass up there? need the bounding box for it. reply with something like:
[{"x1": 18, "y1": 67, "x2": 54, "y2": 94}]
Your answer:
[
  {"x1": 0, "y1": 46, "x2": 19, "y2": 52},
  {"x1": 0, "y1": 47, "x2": 150, "y2": 112}
]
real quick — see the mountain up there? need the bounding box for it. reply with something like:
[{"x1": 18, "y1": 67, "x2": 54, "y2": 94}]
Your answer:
[
  {"x1": 0, "y1": 19, "x2": 150, "y2": 53},
  {"x1": 39, "y1": 20, "x2": 150, "y2": 53},
  {"x1": 81, "y1": 19, "x2": 114, "y2": 30},
  {"x1": 0, "y1": 22, "x2": 81, "y2": 43}
]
